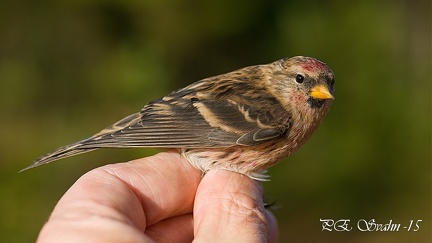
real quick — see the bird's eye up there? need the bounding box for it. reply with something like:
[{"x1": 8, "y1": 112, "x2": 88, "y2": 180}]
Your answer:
[{"x1": 295, "y1": 74, "x2": 304, "y2": 83}]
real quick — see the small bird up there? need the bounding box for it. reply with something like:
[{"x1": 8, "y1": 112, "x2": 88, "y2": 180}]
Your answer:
[{"x1": 24, "y1": 56, "x2": 335, "y2": 180}]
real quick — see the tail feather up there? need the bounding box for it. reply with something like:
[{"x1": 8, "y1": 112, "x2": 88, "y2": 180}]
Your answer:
[
  {"x1": 21, "y1": 113, "x2": 143, "y2": 172},
  {"x1": 21, "y1": 140, "x2": 98, "y2": 172}
]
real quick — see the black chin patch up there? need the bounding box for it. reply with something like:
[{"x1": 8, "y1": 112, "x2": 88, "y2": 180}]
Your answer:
[{"x1": 308, "y1": 98, "x2": 325, "y2": 108}]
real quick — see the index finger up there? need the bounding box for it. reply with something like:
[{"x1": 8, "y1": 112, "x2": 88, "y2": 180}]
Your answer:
[{"x1": 44, "y1": 150, "x2": 202, "y2": 231}]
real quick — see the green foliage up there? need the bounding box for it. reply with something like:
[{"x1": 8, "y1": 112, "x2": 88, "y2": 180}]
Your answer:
[{"x1": 0, "y1": 0, "x2": 430, "y2": 242}]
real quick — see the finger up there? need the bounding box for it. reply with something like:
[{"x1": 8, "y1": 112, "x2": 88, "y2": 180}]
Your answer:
[
  {"x1": 145, "y1": 214, "x2": 194, "y2": 242},
  {"x1": 266, "y1": 210, "x2": 280, "y2": 243},
  {"x1": 91, "y1": 150, "x2": 202, "y2": 227},
  {"x1": 38, "y1": 150, "x2": 202, "y2": 242},
  {"x1": 38, "y1": 210, "x2": 153, "y2": 243},
  {"x1": 193, "y1": 169, "x2": 279, "y2": 242}
]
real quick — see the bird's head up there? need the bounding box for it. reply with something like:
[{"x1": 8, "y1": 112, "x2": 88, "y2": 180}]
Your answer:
[{"x1": 272, "y1": 56, "x2": 335, "y2": 109}]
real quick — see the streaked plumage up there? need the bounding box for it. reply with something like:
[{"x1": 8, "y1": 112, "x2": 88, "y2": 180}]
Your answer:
[{"x1": 24, "y1": 56, "x2": 335, "y2": 180}]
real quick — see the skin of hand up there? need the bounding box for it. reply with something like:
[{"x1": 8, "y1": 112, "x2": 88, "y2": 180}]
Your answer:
[{"x1": 36, "y1": 150, "x2": 279, "y2": 243}]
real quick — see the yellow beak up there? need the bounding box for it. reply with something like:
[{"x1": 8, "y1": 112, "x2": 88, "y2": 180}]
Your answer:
[{"x1": 310, "y1": 84, "x2": 334, "y2": 100}]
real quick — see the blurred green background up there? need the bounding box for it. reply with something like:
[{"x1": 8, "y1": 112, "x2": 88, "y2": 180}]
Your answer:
[{"x1": 0, "y1": 0, "x2": 430, "y2": 242}]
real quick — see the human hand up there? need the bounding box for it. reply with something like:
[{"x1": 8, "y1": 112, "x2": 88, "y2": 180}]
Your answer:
[{"x1": 36, "y1": 150, "x2": 279, "y2": 242}]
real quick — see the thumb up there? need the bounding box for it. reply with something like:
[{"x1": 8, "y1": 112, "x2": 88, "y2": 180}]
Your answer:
[{"x1": 193, "y1": 169, "x2": 279, "y2": 243}]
